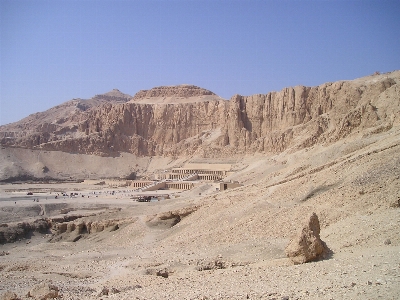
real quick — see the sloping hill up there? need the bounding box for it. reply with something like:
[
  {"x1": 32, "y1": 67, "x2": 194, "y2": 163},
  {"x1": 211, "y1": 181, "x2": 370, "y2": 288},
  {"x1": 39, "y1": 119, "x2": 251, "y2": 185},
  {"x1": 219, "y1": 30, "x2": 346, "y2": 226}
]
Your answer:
[{"x1": 1, "y1": 116, "x2": 399, "y2": 299}]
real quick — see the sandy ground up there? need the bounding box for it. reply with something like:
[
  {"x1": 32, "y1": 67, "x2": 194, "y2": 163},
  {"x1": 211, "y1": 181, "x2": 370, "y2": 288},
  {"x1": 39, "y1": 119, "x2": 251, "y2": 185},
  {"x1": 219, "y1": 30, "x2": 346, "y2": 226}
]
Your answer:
[{"x1": 1, "y1": 127, "x2": 400, "y2": 299}]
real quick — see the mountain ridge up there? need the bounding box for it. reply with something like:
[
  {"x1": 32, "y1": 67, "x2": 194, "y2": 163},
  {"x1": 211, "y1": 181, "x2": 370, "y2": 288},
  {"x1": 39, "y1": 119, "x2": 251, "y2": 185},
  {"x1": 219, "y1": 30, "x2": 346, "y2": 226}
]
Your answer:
[{"x1": 0, "y1": 71, "x2": 399, "y2": 157}]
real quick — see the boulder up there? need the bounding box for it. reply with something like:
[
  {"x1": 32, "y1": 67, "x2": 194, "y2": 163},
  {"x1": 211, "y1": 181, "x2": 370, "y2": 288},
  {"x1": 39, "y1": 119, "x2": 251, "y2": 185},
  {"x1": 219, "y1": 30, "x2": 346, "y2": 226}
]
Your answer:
[
  {"x1": 28, "y1": 282, "x2": 59, "y2": 300},
  {"x1": 98, "y1": 287, "x2": 109, "y2": 296},
  {"x1": 285, "y1": 212, "x2": 329, "y2": 264},
  {"x1": 110, "y1": 287, "x2": 120, "y2": 294}
]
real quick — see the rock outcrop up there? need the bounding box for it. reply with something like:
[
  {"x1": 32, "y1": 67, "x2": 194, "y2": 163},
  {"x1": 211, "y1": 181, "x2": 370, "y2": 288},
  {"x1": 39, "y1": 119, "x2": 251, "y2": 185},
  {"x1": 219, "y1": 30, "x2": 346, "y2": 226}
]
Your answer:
[
  {"x1": 0, "y1": 219, "x2": 51, "y2": 244},
  {"x1": 0, "y1": 215, "x2": 123, "y2": 244},
  {"x1": 1, "y1": 72, "x2": 399, "y2": 158},
  {"x1": 285, "y1": 213, "x2": 329, "y2": 264},
  {"x1": 27, "y1": 282, "x2": 59, "y2": 300},
  {"x1": 49, "y1": 215, "x2": 132, "y2": 243},
  {"x1": 146, "y1": 206, "x2": 199, "y2": 228}
]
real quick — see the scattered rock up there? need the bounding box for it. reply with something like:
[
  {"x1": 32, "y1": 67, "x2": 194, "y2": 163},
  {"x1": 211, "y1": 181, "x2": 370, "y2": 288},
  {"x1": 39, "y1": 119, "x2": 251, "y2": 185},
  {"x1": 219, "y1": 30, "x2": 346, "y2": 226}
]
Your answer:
[
  {"x1": 285, "y1": 213, "x2": 329, "y2": 264},
  {"x1": 0, "y1": 291, "x2": 19, "y2": 300},
  {"x1": 110, "y1": 287, "x2": 120, "y2": 294},
  {"x1": 120, "y1": 285, "x2": 142, "y2": 292},
  {"x1": 156, "y1": 269, "x2": 170, "y2": 278},
  {"x1": 95, "y1": 286, "x2": 121, "y2": 297},
  {"x1": 389, "y1": 198, "x2": 400, "y2": 208},
  {"x1": 196, "y1": 257, "x2": 231, "y2": 271},
  {"x1": 28, "y1": 282, "x2": 59, "y2": 300},
  {"x1": 384, "y1": 239, "x2": 391, "y2": 245},
  {"x1": 146, "y1": 267, "x2": 172, "y2": 278},
  {"x1": 98, "y1": 287, "x2": 109, "y2": 296}
]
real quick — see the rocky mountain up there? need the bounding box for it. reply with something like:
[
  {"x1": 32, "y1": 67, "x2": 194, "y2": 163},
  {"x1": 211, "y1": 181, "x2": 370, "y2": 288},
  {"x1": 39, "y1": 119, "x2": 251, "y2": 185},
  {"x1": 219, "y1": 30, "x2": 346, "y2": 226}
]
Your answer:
[
  {"x1": 0, "y1": 72, "x2": 399, "y2": 157},
  {"x1": 131, "y1": 84, "x2": 217, "y2": 101},
  {"x1": 0, "y1": 89, "x2": 132, "y2": 150}
]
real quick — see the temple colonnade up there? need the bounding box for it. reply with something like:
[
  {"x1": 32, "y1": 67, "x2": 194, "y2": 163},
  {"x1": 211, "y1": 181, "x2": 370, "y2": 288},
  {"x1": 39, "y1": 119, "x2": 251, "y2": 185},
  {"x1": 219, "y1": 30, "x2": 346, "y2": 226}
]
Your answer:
[
  {"x1": 172, "y1": 169, "x2": 226, "y2": 176},
  {"x1": 131, "y1": 181, "x2": 153, "y2": 188},
  {"x1": 197, "y1": 174, "x2": 221, "y2": 181},
  {"x1": 166, "y1": 182, "x2": 194, "y2": 190}
]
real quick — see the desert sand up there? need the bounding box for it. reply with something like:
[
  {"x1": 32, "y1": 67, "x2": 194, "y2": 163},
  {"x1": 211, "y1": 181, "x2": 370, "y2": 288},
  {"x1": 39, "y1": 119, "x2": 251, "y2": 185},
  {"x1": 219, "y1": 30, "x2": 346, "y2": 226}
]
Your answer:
[{"x1": 1, "y1": 123, "x2": 399, "y2": 300}]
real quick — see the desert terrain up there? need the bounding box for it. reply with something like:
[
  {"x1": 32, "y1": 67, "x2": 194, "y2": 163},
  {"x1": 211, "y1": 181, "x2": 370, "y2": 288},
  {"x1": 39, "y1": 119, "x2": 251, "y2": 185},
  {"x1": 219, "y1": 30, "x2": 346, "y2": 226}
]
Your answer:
[{"x1": 0, "y1": 72, "x2": 399, "y2": 299}]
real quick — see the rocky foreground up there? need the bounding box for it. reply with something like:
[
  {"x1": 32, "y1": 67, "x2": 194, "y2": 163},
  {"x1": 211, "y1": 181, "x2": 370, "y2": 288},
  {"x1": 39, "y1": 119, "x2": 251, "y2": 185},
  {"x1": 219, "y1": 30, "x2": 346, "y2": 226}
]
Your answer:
[{"x1": 1, "y1": 124, "x2": 399, "y2": 299}]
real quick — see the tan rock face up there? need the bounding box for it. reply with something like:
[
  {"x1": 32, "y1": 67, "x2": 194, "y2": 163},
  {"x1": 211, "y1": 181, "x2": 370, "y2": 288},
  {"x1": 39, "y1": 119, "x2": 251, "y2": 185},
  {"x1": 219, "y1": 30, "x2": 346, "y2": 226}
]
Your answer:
[
  {"x1": 1, "y1": 72, "x2": 399, "y2": 157},
  {"x1": 285, "y1": 213, "x2": 328, "y2": 264},
  {"x1": 49, "y1": 216, "x2": 128, "y2": 243}
]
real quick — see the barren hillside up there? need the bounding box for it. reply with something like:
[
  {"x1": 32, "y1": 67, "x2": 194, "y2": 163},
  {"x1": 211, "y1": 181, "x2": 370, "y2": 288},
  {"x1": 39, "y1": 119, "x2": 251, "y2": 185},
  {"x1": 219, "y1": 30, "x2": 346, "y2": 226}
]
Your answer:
[
  {"x1": 1, "y1": 71, "x2": 400, "y2": 299},
  {"x1": 0, "y1": 119, "x2": 399, "y2": 299}
]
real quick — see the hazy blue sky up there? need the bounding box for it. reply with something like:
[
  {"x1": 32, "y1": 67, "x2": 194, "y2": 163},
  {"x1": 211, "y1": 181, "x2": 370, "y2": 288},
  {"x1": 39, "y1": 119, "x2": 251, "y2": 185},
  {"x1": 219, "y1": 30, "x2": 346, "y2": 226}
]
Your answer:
[{"x1": 1, "y1": 0, "x2": 399, "y2": 125}]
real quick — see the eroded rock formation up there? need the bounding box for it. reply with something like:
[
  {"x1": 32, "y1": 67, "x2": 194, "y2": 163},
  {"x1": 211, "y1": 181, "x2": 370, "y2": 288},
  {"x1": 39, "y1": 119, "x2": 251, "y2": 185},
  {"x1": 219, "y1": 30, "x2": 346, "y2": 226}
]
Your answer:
[
  {"x1": 146, "y1": 206, "x2": 199, "y2": 228},
  {"x1": 50, "y1": 217, "x2": 123, "y2": 243},
  {"x1": 1, "y1": 72, "x2": 399, "y2": 157},
  {"x1": 0, "y1": 219, "x2": 51, "y2": 244},
  {"x1": 285, "y1": 212, "x2": 329, "y2": 264}
]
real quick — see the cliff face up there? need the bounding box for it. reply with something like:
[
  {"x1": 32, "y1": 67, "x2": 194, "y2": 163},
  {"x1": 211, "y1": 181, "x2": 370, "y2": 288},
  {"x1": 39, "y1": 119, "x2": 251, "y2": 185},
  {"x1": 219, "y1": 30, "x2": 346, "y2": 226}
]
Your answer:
[{"x1": 1, "y1": 72, "x2": 399, "y2": 157}]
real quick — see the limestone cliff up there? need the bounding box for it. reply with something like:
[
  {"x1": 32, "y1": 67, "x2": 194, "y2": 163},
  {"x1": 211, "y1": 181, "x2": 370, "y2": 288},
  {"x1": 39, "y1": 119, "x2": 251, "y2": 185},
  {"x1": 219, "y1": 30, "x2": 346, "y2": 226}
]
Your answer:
[{"x1": 1, "y1": 72, "x2": 399, "y2": 157}]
